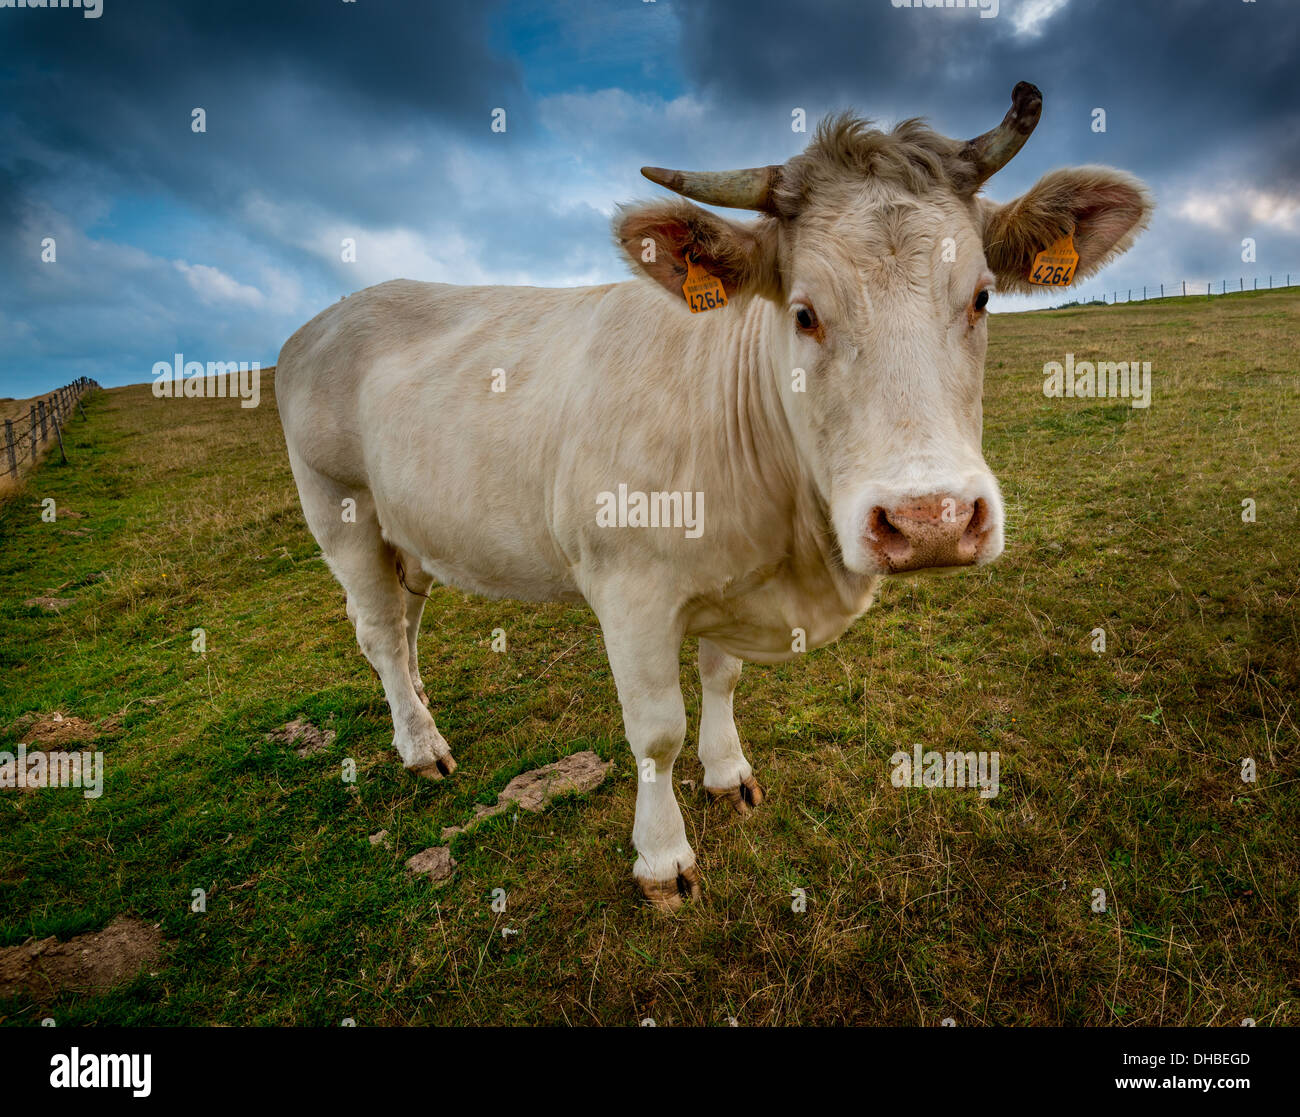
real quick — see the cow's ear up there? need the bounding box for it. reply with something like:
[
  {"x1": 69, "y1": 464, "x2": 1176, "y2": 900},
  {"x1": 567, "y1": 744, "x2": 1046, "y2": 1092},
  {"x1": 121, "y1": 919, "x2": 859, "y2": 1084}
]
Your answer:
[
  {"x1": 979, "y1": 167, "x2": 1153, "y2": 295},
  {"x1": 614, "y1": 199, "x2": 781, "y2": 304}
]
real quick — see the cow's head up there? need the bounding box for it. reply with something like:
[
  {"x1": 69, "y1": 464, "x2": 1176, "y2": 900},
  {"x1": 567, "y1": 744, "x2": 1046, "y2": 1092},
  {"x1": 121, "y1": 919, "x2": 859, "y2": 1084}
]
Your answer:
[{"x1": 617, "y1": 82, "x2": 1152, "y2": 576}]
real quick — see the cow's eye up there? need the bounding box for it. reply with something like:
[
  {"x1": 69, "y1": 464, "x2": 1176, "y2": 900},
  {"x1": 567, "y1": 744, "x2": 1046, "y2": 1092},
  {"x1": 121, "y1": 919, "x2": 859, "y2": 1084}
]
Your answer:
[
  {"x1": 794, "y1": 304, "x2": 819, "y2": 333},
  {"x1": 973, "y1": 289, "x2": 990, "y2": 312}
]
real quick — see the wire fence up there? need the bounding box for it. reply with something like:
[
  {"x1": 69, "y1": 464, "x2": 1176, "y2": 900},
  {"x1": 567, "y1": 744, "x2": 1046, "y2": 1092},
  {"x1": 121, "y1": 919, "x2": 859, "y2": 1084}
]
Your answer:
[
  {"x1": 3, "y1": 377, "x2": 100, "y2": 482},
  {"x1": 1041, "y1": 273, "x2": 1299, "y2": 310}
]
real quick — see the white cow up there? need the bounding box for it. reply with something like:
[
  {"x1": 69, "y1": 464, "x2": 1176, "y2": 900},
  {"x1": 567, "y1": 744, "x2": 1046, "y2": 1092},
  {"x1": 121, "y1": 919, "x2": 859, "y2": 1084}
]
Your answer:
[{"x1": 277, "y1": 83, "x2": 1151, "y2": 908}]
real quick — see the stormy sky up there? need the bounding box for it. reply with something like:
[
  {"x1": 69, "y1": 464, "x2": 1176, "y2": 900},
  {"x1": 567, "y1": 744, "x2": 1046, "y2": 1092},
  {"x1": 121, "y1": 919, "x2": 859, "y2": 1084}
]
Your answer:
[{"x1": 1, "y1": 0, "x2": 1297, "y2": 397}]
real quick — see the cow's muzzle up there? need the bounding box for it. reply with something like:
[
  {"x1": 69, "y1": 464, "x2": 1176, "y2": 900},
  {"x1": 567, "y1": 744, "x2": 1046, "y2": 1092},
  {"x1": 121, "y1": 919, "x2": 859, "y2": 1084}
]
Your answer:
[{"x1": 866, "y1": 494, "x2": 993, "y2": 573}]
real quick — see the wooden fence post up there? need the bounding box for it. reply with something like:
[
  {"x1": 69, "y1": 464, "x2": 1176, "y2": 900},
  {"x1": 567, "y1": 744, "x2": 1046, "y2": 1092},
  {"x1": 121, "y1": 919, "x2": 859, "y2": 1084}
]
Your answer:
[
  {"x1": 38, "y1": 399, "x2": 47, "y2": 441},
  {"x1": 51, "y1": 411, "x2": 67, "y2": 464},
  {"x1": 4, "y1": 419, "x2": 15, "y2": 477},
  {"x1": 29, "y1": 406, "x2": 37, "y2": 460}
]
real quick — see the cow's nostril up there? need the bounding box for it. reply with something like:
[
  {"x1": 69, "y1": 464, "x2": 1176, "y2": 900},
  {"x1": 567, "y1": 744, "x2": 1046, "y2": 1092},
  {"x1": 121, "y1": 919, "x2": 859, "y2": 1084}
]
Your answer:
[
  {"x1": 963, "y1": 498, "x2": 988, "y2": 543},
  {"x1": 868, "y1": 506, "x2": 913, "y2": 565},
  {"x1": 869, "y1": 506, "x2": 901, "y2": 540}
]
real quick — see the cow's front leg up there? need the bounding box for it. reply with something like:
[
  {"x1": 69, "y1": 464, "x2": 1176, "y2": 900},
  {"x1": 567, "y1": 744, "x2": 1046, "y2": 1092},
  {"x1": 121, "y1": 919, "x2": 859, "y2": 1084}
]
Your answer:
[
  {"x1": 598, "y1": 611, "x2": 698, "y2": 911},
  {"x1": 698, "y1": 638, "x2": 763, "y2": 815}
]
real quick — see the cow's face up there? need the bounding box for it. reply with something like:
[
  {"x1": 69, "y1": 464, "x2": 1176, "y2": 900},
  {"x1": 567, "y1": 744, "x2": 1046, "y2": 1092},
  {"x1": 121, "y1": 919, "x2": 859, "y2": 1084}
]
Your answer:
[
  {"x1": 773, "y1": 177, "x2": 1004, "y2": 575},
  {"x1": 618, "y1": 84, "x2": 1152, "y2": 576}
]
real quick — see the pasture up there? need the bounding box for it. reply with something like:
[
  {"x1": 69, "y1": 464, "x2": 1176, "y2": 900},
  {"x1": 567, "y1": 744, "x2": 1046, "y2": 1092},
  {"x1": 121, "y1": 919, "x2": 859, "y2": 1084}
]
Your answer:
[{"x1": 1, "y1": 289, "x2": 1296, "y2": 1025}]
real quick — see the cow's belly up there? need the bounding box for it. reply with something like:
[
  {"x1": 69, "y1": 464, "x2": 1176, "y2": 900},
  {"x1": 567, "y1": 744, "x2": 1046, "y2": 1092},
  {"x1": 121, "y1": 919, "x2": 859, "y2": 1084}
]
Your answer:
[
  {"x1": 415, "y1": 555, "x2": 582, "y2": 603},
  {"x1": 371, "y1": 484, "x2": 582, "y2": 604}
]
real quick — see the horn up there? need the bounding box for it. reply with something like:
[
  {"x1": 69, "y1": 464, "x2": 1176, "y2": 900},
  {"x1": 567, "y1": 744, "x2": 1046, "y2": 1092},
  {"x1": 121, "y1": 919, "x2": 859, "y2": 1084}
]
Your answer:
[
  {"x1": 640, "y1": 164, "x2": 782, "y2": 214},
  {"x1": 961, "y1": 81, "x2": 1042, "y2": 186}
]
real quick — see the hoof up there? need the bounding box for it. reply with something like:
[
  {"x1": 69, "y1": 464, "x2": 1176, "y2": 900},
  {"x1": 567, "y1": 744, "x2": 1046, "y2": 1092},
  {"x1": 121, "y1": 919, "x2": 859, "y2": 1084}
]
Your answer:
[
  {"x1": 407, "y1": 753, "x2": 456, "y2": 780},
  {"x1": 638, "y1": 864, "x2": 702, "y2": 912},
  {"x1": 705, "y1": 775, "x2": 764, "y2": 816}
]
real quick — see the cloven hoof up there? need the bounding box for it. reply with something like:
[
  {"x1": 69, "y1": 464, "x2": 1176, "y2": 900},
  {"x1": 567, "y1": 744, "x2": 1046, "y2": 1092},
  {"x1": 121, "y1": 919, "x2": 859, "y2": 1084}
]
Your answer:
[
  {"x1": 638, "y1": 864, "x2": 702, "y2": 912},
  {"x1": 408, "y1": 754, "x2": 457, "y2": 780},
  {"x1": 705, "y1": 774, "x2": 764, "y2": 816}
]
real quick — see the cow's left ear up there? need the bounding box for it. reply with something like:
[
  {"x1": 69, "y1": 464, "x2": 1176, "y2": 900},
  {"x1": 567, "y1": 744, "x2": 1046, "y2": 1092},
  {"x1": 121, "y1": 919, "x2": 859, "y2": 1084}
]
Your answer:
[
  {"x1": 614, "y1": 199, "x2": 781, "y2": 305},
  {"x1": 979, "y1": 166, "x2": 1154, "y2": 294}
]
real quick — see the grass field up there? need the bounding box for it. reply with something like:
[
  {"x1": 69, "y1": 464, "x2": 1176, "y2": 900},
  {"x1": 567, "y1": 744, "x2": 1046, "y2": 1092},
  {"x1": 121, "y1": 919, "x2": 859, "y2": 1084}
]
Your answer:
[{"x1": 1, "y1": 289, "x2": 1297, "y2": 1026}]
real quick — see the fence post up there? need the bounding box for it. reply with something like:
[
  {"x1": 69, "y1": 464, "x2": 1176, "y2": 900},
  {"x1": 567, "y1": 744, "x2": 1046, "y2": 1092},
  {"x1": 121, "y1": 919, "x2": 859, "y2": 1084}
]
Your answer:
[
  {"x1": 4, "y1": 419, "x2": 15, "y2": 478},
  {"x1": 38, "y1": 399, "x2": 47, "y2": 441},
  {"x1": 1143, "y1": 286, "x2": 1146, "y2": 300},
  {"x1": 51, "y1": 411, "x2": 67, "y2": 464},
  {"x1": 1160, "y1": 283, "x2": 1163, "y2": 297},
  {"x1": 1240, "y1": 278, "x2": 1244, "y2": 291},
  {"x1": 29, "y1": 406, "x2": 37, "y2": 460}
]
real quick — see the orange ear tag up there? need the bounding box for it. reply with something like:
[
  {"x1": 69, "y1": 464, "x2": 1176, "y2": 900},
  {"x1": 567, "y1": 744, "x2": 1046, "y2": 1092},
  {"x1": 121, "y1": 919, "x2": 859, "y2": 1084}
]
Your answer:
[
  {"x1": 682, "y1": 256, "x2": 728, "y2": 313},
  {"x1": 1029, "y1": 233, "x2": 1079, "y2": 286}
]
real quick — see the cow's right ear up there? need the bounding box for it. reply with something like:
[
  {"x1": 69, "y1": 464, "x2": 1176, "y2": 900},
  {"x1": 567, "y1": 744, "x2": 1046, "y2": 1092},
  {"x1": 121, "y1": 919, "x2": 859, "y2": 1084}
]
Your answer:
[{"x1": 614, "y1": 200, "x2": 781, "y2": 305}]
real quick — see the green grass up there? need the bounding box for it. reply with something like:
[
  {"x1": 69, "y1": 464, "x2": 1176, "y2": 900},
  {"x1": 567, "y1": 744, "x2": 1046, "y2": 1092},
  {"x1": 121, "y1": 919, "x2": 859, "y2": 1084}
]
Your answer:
[{"x1": 1, "y1": 289, "x2": 1297, "y2": 1025}]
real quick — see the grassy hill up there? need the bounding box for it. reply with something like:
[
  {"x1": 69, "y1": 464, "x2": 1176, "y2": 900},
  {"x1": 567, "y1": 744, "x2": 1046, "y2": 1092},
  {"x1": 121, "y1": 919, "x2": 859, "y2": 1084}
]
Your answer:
[{"x1": 1, "y1": 289, "x2": 1297, "y2": 1025}]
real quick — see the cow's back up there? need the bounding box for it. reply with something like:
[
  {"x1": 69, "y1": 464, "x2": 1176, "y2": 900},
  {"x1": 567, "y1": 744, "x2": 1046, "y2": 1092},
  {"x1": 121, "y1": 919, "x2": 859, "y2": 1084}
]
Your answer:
[{"x1": 277, "y1": 278, "x2": 658, "y2": 598}]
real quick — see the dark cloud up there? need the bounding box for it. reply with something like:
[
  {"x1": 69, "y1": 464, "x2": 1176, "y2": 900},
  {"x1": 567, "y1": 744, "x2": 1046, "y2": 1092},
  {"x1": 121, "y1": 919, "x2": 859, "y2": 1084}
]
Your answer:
[{"x1": 674, "y1": 0, "x2": 1300, "y2": 187}]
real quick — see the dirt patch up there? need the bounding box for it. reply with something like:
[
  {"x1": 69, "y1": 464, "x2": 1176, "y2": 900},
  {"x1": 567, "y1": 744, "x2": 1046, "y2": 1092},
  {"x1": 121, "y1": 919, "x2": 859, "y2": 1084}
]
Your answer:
[
  {"x1": 23, "y1": 596, "x2": 74, "y2": 612},
  {"x1": 0, "y1": 916, "x2": 163, "y2": 999},
  {"x1": 442, "y1": 750, "x2": 611, "y2": 839},
  {"x1": 265, "y1": 717, "x2": 336, "y2": 758},
  {"x1": 405, "y1": 846, "x2": 455, "y2": 884},
  {"x1": 7, "y1": 711, "x2": 103, "y2": 745}
]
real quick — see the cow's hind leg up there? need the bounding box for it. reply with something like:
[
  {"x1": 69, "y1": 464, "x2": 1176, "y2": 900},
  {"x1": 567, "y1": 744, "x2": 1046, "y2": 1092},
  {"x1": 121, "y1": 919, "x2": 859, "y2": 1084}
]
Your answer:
[
  {"x1": 396, "y1": 549, "x2": 434, "y2": 708},
  {"x1": 292, "y1": 456, "x2": 454, "y2": 778},
  {"x1": 698, "y1": 638, "x2": 763, "y2": 814}
]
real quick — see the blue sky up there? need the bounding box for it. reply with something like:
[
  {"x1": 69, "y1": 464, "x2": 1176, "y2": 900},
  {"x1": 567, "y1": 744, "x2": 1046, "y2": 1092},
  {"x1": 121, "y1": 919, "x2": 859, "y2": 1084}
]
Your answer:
[{"x1": 2, "y1": 0, "x2": 1297, "y2": 398}]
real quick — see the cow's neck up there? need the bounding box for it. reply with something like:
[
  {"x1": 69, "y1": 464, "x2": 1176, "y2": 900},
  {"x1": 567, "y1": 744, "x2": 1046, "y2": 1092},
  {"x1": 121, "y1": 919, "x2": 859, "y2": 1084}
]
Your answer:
[{"x1": 706, "y1": 296, "x2": 874, "y2": 614}]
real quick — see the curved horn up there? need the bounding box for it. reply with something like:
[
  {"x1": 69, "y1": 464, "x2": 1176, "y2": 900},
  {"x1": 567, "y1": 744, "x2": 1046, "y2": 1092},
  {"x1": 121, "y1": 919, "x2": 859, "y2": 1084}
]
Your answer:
[
  {"x1": 640, "y1": 164, "x2": 782, "y2": 214},
  {"x1": 961, "y1": 81, "x2": 1042, "y2": 186}
]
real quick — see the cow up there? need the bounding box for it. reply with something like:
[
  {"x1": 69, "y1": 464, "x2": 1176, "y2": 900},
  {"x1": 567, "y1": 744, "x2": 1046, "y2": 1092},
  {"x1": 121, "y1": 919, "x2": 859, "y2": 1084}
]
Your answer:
[{"x1": 276, "y1": 82, "x2": 1151, "y2": 909}]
